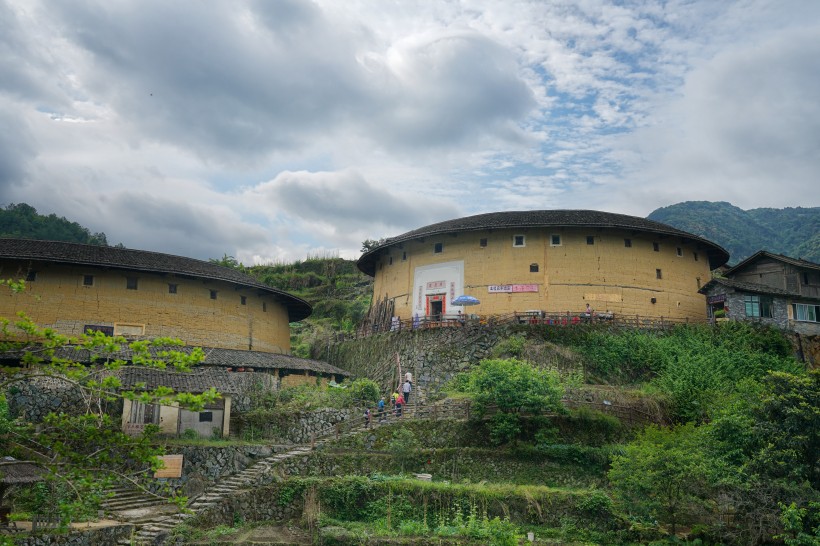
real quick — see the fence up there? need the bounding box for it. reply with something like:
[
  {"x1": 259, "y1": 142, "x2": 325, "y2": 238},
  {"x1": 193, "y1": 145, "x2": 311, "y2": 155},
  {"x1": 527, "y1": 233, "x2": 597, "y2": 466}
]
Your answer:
[
  {"x1": 337, "y1": 310, "x2": 704, "y2": 342},
  {"x1": 301, "y1": 395, "x2": 664, "y2": 447}
]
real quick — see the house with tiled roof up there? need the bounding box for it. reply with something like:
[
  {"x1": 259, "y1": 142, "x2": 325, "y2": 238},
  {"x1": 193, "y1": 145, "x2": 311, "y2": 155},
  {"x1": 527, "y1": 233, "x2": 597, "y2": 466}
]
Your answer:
[
  {"x1": 0, "y1": 239, "x2": 351, "y2": 436},
  {"x1": 358, "y1": 210, "x2": 729, "y2": 324},
  {"x1": 698, "y1": 251, "x2": 820, "y2": 335}
]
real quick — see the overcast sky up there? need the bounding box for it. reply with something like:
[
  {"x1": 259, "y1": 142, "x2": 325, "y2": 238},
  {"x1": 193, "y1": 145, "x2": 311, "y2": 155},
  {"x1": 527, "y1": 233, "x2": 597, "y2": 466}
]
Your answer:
[{"x1": 2, "y1": 0, "x2": 819, "y2": 264}]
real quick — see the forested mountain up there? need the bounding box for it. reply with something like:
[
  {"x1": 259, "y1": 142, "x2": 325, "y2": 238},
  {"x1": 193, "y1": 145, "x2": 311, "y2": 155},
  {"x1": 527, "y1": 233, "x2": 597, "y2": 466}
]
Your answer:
[
  {"x1": 648, "y1": 201, "x2": 820, "y2": 264},
  {"x1": 0, "y1": 203, "x2": 109, "y2": 245}
]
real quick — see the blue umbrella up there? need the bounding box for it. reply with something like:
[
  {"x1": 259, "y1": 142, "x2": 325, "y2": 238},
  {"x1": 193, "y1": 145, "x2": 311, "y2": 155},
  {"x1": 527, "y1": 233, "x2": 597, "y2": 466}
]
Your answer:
[{"x1": 452, "y1": 295, "x2": 480, "y2": 306}]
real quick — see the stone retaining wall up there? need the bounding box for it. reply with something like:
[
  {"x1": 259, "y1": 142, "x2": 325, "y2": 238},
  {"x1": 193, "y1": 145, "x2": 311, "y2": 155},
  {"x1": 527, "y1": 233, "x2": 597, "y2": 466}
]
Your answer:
[
  {"x1": 11, "y1": 524, "x2": 133, "y2": 546},
  {"x1": 147, "y1": 444, "x2": 276, "y2": 498},
  {"x1": 323, "y1": 324, "x2": 511, "y2": 400}
]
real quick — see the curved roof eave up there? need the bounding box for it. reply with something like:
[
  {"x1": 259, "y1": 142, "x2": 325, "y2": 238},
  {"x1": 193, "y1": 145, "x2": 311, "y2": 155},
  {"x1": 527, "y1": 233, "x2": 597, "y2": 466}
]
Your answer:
[
  {"x1": 0, "y1": 238, "x2": 312, "y2": 322},
  {"x1": 357, "y1": 210, "x2": 730, "y2": 275}
]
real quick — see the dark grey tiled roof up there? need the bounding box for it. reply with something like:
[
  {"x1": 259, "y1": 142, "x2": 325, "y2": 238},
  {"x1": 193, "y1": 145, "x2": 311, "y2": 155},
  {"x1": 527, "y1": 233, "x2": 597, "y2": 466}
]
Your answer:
[
  {"x1": 0, "y1": 344, "x2": 350, "y2": 377},
  {"x1": 357, "y1": 210, "x2": 730, "y2": 274},
  {"x1": 117, "y1": 367, "x2": 240, "y2": 394},
  {"x1": 699, "y1": 277, "x2": 820, "y2": 301},
  {"x1": 0, "y1": 456, "x2": 45, "y2": 484},
  {"x1": 199, "y1": 347, "x2": 351, "y2": 376},
  {"x1": 725, "y1": 250, "x2": 820, "y2": 276},
  {"x1": 0, "y1": 238, "x2": 311, "y2": 322}
]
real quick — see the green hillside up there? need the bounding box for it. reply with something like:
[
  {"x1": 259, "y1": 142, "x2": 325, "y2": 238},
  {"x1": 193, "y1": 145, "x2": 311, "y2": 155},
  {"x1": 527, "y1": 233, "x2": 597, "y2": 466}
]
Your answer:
[
  {"x1": 648, "y1": 201, "x2": 820, "y2": 264},
  {"x1": 244, "y1": 257, "x2": 373, "y2": 357},
  {"x1": 0, "y1": 202, "x2": 109, "y2": 245}
]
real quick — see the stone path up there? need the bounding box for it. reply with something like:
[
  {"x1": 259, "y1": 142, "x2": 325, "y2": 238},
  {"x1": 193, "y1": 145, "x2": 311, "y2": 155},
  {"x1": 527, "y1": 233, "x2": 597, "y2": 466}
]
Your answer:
[{"x1": 115, "y1": 402, "x2": 464, "y2": 545}]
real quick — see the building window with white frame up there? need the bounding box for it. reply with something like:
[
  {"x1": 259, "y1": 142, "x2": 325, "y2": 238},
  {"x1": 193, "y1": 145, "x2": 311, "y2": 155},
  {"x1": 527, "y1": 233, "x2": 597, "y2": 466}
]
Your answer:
[
  {"x1": 550, "y1": 234, "x2": 561, "y2": 246},
  {"x1": 513, "y1": 235, "x2": 525, "y2": 247},
  {"x1": 793, "y1": 303, "x2": 819, "y2": 322}
]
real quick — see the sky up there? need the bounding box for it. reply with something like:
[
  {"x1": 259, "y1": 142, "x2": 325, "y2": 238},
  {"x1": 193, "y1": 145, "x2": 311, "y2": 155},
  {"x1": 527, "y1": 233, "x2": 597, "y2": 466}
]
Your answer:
[{"x1": 1, "y1": 0, "x2": 819, "y2": 264}]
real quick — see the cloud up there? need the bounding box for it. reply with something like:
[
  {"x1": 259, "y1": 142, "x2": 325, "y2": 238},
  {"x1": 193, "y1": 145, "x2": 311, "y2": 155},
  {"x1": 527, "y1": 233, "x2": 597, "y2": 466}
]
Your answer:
[
  {"x1": 247, "y1": 169, "x2": 460, "y2": 248},
  {"x1": 613, "y1": 24, "x2": 820, "y2": 212}
]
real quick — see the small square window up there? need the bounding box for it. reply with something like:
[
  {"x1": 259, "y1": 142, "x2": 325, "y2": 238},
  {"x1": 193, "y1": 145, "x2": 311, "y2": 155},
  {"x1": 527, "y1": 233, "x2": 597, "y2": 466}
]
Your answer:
[
  {"x1": 653, "y1": 242, "x2": 660, "y2": 252},
  {"x1": 434, "y1": 242, "x2": 443, "y2": 253},
  {"x1": 241, "y1": 295, "x2": 247, "y2": 305},
  {"x1": 126, "y1": 277, "x2": 138, "y2": 290},
  {"x1": 530, "y1": 263, "x2": 539, "y2": 273},
  {"x1": 513, "y1": 235, "x2": 525, "y2": 247},
  {"x1": 694, "y1": 252, "x2": 699, "y2": 261},
  {"x1": 656, "y1": 269, "x2": 663, "y2": 279},
  {"x1": 26, "y1": 271, "x2": 37, "y2": 281},
  {"x1": 199, "y1": 411, "x2": 213, "y2": 423},
  {"x1": 624, "y1": 238, "x2": 632, "y2": 248},
  {"x1": 550, "y1": 234, "x2": 561, "y2": 246},
  {"x1": 402, "y1": 251, "x2": 407, "y2": 261},
  {"x1": 389, "y1": 257, "x2": 393, "y2": 265},
  {"x1": 676, "y1": 247, "x2": 683, "y2": 257},
  {"x1": 83, "y1": 275, "x2": 94, "y2": 286},
  {"x1": 210, "y1": 290, "x2": 218, "y2": 300},
  {"x1": 168, "y1": 283, "x2": 178, "y2": 294},
  {"x1": 263, "y1": 302, "x2": 267, "y2": 312},
  {"x1": 479, "y1": 238, "x2": 488, "y2": 248},
  {"x1": 586, "y1": 236, "x2": 594, "y2": 245}
]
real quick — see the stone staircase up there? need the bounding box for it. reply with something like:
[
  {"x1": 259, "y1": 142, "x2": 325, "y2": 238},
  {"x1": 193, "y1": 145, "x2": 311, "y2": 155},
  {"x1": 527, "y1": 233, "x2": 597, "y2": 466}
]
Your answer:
[
  {"x1": 115, "y1": 445, "x2": 316, "y2": 545},
  {"x1": 114, "y1": 401, "x2": 464, "y2": 545}
]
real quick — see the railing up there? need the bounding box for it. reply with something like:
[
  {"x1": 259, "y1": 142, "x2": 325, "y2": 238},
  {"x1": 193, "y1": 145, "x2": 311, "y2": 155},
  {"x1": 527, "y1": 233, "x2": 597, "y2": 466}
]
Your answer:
[
  {"x1": 335, "y1": 311, "x2": 705, "y2": 342},
  {"x1": 301, "y1": 395, "x2": 664, "y2": 447}
]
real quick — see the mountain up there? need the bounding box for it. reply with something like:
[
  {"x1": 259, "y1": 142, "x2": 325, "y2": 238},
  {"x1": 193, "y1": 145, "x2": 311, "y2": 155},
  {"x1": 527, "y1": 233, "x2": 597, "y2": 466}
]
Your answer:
[
  {"x1": 0, "y1": 203, "x2": 109, "y2": 246},
  {"x1": 647, "y1": 201, "x2": 820, "y2": 265}
]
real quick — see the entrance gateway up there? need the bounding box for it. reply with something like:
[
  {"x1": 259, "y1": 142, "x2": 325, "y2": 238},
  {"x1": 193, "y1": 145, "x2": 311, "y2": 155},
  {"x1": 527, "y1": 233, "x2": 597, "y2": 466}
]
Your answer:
[{"x1": 426, "y1": 294, "x2": 445, "y2": 319}]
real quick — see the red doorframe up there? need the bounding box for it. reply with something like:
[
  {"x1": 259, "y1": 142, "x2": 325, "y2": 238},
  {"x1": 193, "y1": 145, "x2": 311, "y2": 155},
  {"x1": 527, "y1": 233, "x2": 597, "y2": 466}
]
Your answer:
[{"x1": 426, "y1": 294, "x2": 446, "y2": 318}]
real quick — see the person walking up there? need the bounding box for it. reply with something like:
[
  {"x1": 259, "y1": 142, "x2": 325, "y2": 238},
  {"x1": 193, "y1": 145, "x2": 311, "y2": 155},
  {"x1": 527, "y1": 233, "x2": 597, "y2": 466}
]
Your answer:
[
  {"x1": 395, "y1": 392, "x2": 404, "y2": 418},
  {"x1": 377, "y1": 396, "x2": 386, "y2": 421},
  {"x1": 402, "y1": 378, "x2": 412, "y2": 405},
  {"x1": 364, "y1": 407, "x2": 372, "y2": 429}
]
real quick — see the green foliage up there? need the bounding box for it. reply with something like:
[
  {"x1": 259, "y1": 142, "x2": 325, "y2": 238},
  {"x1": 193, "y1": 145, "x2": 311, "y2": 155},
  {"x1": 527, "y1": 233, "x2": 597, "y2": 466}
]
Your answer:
[
  {"x1": 492, "y1": 334, "x2": 526, "y2": 358},
  {"x1": 0, "y1": 280, "x2": 214, "y2": 520},
  {"x1": 648, "y1": 201, "x2": 820, "y2": 263},
  {"x1": 609, "y1": 423, "x2": 710, "y2": 535},
  {"x1": 0, "y1": 202, "x2": 109, "y2": 246},
  {"x1": 245, "y1": 257, "x2": 372, "y2": 357},
  {"x1": 347, "y1": 378, "x2": 380, "y2": 406},
  {"x1": 452, "y1": 358, "x2": 564, "y2": 446},
  {"x1": 575, "y1": 323, "x2": 801, "y2": 422},
  {"x1": 388, "y1": 428, "x2": 418, "y2": 472}
]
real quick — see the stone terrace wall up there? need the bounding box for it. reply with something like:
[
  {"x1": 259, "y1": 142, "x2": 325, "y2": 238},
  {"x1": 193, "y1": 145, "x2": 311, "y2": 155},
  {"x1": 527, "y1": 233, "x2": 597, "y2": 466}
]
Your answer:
[
  {"x1": 323, "y1": 323, "x2": 513, "y2": 400},
  {"x1": 13, "y1": 524, "x2": 133, "y2": 545},
  {"x1": 147, "y1": 445, "x2": 275, "y2": 498}
]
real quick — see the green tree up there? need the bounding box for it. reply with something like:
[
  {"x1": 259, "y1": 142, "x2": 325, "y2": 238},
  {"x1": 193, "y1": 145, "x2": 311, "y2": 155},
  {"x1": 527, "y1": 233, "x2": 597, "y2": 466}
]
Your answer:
[
  {"x1": 0, "y1": 279, "x2": 217, "y2": 519},
  {"x1": 455, "y1": 358, "x2": 564, "y2": 446},
  {"x1": 609, "y1": 423, "x2": 710, "y2": 536}
]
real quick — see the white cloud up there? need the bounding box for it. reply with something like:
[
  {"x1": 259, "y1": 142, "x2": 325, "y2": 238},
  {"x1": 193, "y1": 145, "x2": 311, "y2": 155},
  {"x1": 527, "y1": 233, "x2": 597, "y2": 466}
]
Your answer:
[{"x1": 0, "y1": 0, "x2": 818, "y2": 263}]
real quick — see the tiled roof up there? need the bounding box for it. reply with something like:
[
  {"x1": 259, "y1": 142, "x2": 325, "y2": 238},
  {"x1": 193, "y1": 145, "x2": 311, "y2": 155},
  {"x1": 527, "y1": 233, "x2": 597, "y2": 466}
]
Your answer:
[
  {"x1": 0, "y1": 456, "x2": 45, "y2": 484},
  {"x1": 0, "y1": 344, "x2": 351, "y2": 377},
  {"x1": 357, "y1": 209, "x2": 730, "y2": 275},
  {"x1": 0, "y1": 238, "x2": 311, "y2": 322},
  {"x1": 725, "y1": 250, "x2": 820, "y2": 276},
  {"x1": 116, "y1": 367, "x2": 240, "y2": 394},
  {"x1": 699, "y1": 277, "x2": 820, "y2": 301}
]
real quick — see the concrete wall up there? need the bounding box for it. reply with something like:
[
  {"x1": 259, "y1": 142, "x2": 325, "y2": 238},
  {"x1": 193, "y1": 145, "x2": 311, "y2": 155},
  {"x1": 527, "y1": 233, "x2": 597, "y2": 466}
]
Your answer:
[
  {"x1": 371, "y1": 227, "x2": 713, "y2": 322},
  {"x1": 1, "y1": 261, "x2": 291, "y2": 353}
]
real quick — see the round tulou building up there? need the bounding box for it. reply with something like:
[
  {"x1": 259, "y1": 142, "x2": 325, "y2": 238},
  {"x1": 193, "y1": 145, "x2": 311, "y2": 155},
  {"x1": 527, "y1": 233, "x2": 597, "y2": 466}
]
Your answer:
[
  {"x1": 357, "y1": 210, "x2": 730, "y2": 322},
  {"x1": 0, "y1": 238, "x2": 310, "y2": 353}
]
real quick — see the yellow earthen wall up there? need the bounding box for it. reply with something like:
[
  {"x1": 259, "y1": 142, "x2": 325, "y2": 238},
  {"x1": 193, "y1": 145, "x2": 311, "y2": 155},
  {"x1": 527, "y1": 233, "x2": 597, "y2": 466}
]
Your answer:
[
  {"x1": 372, "y1": 228, "x2": 713, "y2": 320},
  {"x1": 0, "y1": 262, "x2": 291, "y2": 352},
  {"x1": 279, "y1": 371, "x2": 329, "y2": 388}
]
